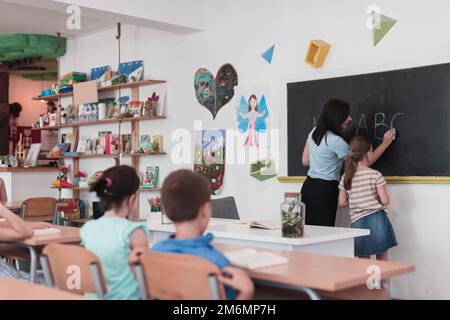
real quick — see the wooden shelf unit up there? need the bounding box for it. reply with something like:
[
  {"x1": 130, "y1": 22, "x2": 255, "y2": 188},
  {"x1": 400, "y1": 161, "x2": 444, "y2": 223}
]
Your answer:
[
  {"x1": 52, "y1": 187, "x2": 161, "y2": 193},
  {"x1": 32, "y1": 80, "x2": 167, "y2": 101},
  {"x1": 31, "y1": 115, "x2": 166, "y2": 131},
  {"x1": 0, "y1": 167, "x2": 61, "y2": 173},
  {"x1": 40, "y1": 79, "x2": 167, "y2": 220},
  {"x1": 50, "y1": 152, "x2": 167, "y2": 160}
]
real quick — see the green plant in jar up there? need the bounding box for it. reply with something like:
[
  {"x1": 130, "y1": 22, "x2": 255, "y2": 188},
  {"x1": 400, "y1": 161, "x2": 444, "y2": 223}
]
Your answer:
[{"x1": 281, "y1": 193, "x2": 305, "y2": 238}]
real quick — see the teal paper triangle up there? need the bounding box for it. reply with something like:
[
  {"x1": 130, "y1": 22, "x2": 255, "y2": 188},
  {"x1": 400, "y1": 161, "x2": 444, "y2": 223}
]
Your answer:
[
  {"x1": 261, "y1": 45, "x2": 275, "y2": 64},
  {"x1": 373, "y1": 14, "x2": 397, "y2": 46}
]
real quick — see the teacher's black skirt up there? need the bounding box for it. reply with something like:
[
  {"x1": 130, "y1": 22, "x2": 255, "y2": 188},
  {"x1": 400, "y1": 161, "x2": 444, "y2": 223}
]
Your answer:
[{"x1": 301, "y1": 176, "x2": 339, "y2": 227}]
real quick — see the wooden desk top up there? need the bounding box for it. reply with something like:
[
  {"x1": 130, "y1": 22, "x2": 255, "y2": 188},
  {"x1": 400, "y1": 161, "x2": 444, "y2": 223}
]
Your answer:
[
  {"x1": 22, "y1": 225, "x2": 81, "y2": 246},
  {"x1": 217, "y1": 244, "x2": 415, "y2": 292},
  {"x1": 0, "y1": 278, "x2": 85, "y2": 300},
  {"x1": 3, "y1": 201, "x2": 22, "y2": 210}
]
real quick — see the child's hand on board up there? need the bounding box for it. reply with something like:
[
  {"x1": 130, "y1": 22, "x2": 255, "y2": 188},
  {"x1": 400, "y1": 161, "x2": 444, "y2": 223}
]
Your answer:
[
  {"x1": 219, "y1": 266, "x2": 254, "y2": 300},
  {"x1": 382, "y1": 128, "x2": 396, "y2": 146}
]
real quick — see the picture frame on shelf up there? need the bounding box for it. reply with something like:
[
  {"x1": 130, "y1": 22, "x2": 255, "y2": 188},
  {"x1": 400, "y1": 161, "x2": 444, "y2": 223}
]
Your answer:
[
  {"x1": 24, "y1": 143, "x2": 41, "y2": 167},
  {"x1": 142, "y1": 166, "x2": 159, "y2": 189}
]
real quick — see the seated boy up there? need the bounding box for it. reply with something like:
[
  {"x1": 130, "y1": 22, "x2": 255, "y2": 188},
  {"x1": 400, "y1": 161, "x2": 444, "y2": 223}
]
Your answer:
[{"x1": 152, "y1": 169, "x2": 254, "y2": 300}]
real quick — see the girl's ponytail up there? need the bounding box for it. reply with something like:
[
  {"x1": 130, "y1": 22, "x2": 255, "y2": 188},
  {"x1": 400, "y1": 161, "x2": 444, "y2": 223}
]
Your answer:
[
  {"x1": 343, "y1": 135, "x2": 373, "y2": 190},
  {"x1": 343, "y1": 155, "x2": 357, "y2": 190}
]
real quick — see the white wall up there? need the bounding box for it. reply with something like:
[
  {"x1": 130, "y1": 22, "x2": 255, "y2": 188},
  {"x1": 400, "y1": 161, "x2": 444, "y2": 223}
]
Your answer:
[
  {"x1": 51, "y1": 0, "x2": 206, "y2": 30},
  {"x1": 59, "y1": 0, "x2": 450, "y2": 299}
]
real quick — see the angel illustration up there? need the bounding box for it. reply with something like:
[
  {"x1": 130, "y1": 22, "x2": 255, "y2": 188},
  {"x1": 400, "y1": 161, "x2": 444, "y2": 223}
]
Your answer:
[{"x1": 237, "y1": 94, "x2": 269, "y2": 147}]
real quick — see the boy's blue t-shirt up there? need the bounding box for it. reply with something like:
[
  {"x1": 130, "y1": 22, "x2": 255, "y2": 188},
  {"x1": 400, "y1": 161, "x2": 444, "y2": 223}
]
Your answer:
[
  {"x1": 152, "y1": 233, "x2": 236, "y2": 300},
  {"x1": 81, "y1": 216, "x2": 149, "y2": 300}
]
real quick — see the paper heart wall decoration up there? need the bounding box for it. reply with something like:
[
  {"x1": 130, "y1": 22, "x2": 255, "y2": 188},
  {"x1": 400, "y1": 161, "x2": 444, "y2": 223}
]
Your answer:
[{"x1": 194, "y1": 64, "x2": 238, "y2": 119}]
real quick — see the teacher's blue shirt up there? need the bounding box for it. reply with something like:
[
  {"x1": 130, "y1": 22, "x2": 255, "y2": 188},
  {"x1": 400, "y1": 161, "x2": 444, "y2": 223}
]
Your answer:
[{"x1": 307, "y1": 129, "x2": 350, "y2": 182}]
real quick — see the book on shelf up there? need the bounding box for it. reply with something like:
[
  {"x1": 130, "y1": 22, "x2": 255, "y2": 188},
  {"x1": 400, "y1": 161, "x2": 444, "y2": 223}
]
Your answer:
[
  {"x1": 76, "y1": 135, "x2": 90, "y2": 154},
  {"x1": 151, "y1": 135, "x2": 163, "y2": 153},
  {"x1": 121, "y1": 134, "x2": 132, "y2": 153},
  {"x1": 138, "y1": 135, "x2": 152, "y2": 153},
  {"x1": 142, "y1": 166, "x2": 159, "y2": 189},
  {"x1": 97, "y1": 131, "x2": 112, "y2": 154},
  {"x1": 110, "y1": 134, "x2": 120, "y2": 155},
  {"x1": 224, "y1": 248, "x2": 288, "y2": 270}
]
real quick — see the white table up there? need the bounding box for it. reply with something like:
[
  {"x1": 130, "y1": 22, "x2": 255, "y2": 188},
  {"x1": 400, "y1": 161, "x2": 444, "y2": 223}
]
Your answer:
[{"x1": 147, "y1": 215, "x2": 369, "y2": 257}]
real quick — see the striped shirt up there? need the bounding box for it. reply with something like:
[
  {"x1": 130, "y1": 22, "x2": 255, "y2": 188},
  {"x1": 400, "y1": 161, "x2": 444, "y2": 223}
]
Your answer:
[{"x1": 339, "y1": 168, "x2": 387, "y2": 223}]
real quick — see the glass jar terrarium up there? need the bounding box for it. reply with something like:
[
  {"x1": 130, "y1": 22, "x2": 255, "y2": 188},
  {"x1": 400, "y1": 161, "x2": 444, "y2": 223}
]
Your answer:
[{"x1": 281, "y1": 192, "x2": 305, "y2": 238}]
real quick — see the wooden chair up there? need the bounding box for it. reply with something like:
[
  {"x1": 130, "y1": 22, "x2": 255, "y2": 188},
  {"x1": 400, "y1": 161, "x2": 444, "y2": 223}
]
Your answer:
[
  {"x1": 134, "y1": 252, "x2": 226, "y2": 300},
  {"x1": 21, "y1": 197, "x2": 57, "y2": 223},
  {"x1": 39, "y1": 243, "x2": 107, "y2": 299}
]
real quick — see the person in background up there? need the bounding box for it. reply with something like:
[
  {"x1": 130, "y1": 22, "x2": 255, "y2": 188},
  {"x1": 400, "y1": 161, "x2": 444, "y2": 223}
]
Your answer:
[
  {"x1": 152, "y1": 169, "x2": 254, "y2": 300},
  {"x1": 9, "y1": 102, "x2": 22, "y2": 153},
  {"x1": 338, "y1": 135, "x2": 398, "y2": 260},
  {"x1": 0, "y1": 178, "x2": 7, "y2": 203},
  {"x1": 0, "y1": 203, "x2": 50, "y2": 279},
  {"x1": 47, "y1": 101, "x2": 57, "y2": 114},
  {"x1": 301, "y1": 98, "x2": 396, "y2": 227},
  {"x1": 81, "y1": 165, "x2": 149, "y2": 300}
]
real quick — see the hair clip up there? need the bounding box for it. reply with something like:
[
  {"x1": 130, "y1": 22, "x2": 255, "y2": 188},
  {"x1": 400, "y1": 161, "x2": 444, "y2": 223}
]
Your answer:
[{"x1": 105, "y1": 178, "x2": 113, "y2": 188}]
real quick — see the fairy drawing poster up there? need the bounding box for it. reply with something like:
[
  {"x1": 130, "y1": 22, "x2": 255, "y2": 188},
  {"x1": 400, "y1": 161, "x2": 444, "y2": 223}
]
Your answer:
[{"x1": 236, "y1": 86, "x2": 270, "y2": 148}]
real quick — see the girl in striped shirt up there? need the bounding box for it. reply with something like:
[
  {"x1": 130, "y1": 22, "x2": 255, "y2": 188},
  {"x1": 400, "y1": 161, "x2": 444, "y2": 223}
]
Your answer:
[{"x1": 338, "y1": 135, "x2": 397, "y2": 260}]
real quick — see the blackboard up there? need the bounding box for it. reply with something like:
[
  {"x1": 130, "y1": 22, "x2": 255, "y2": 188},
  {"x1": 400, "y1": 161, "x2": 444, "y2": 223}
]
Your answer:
[{"x1": 288, "y1": 62, "x2": 450, "y2": 177}]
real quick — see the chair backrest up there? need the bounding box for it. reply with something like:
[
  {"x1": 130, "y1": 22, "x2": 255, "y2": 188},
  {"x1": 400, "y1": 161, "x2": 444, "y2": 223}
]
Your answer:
[
  {"x1": 211, "y1": 197, "x2": 240, "y2": 220},
  {"x1": 40, "y1": 243, "x2": 107, "y2": 298},
  {"x1": 22, "y1": 197, "x2": 57, "y2": 222},
  {"x1": 134, "y1": 252, "x2": 226, "y2": 300}
]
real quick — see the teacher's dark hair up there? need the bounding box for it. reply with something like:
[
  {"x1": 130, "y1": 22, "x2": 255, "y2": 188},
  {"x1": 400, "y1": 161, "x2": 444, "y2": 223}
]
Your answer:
[{"x1": 312, "y1": 99, "x2": 350, "y2": 146}]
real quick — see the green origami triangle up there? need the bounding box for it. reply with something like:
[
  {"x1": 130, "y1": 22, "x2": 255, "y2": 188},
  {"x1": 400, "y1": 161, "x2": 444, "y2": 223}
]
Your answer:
[{"x1": 373, "y1": 14, "x2": 397, "y2": 46}]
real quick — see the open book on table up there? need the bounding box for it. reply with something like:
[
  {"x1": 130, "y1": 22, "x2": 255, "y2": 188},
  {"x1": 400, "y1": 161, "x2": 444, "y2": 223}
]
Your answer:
[
  {"x1": 224, "y1": 248, "x2": 288, "y2": 270},
  {"x1": 246, "y1": 220, "x2": 281, "y2": 230},
  {"x1": 33, "y1": 228, "x2": 61, "y2": 236}
]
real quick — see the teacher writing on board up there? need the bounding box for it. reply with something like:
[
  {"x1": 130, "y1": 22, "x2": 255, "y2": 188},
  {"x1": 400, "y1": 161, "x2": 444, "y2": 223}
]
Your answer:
[{"x1": 301, "y1": 99, "x2": 396, "y2": 227}]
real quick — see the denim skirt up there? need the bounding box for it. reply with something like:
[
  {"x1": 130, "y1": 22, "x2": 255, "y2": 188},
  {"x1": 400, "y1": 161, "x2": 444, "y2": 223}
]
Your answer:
[{"x1": 351, "y1": 210, "x2": 398, "y2": 257}]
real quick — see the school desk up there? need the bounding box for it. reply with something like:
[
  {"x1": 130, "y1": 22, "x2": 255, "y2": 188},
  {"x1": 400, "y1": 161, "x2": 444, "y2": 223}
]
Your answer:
[
  {"x1": 146, "y1": 215, "x2": 369, "y2": 257},
  {"x1": 3, "y1": 201, "x2": 22, "y2": 211},
  {"x1": 0, "y1": 278, "x2": 85, "y2": 300},
  {"x1": 0, "y1": 225, "x2": 81, "y2": 283},
  {"x1": 216, "y1": 243, "x2": 415, "y2": 300}
]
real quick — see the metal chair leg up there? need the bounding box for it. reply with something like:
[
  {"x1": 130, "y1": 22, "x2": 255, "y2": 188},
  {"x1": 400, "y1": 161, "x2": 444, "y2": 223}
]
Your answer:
[
  {"x1": 254, "y1": 279, "x2": 321, "y2": 300},
  {"x1": 133, "y1": 264, "x2": 149, "y2": 300},
  {"x1": 90, "y1": 263, "x2": 106, "y2": 300},
  {"x1": 39, "y1": 255, "x2": 54, "y2": 288},
  {"x1": 26, "y1": 246, "x2": 38, "y2": 283},
  {"x1": 208, "y1": 274, "x2": 221, "y2": 300}
]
